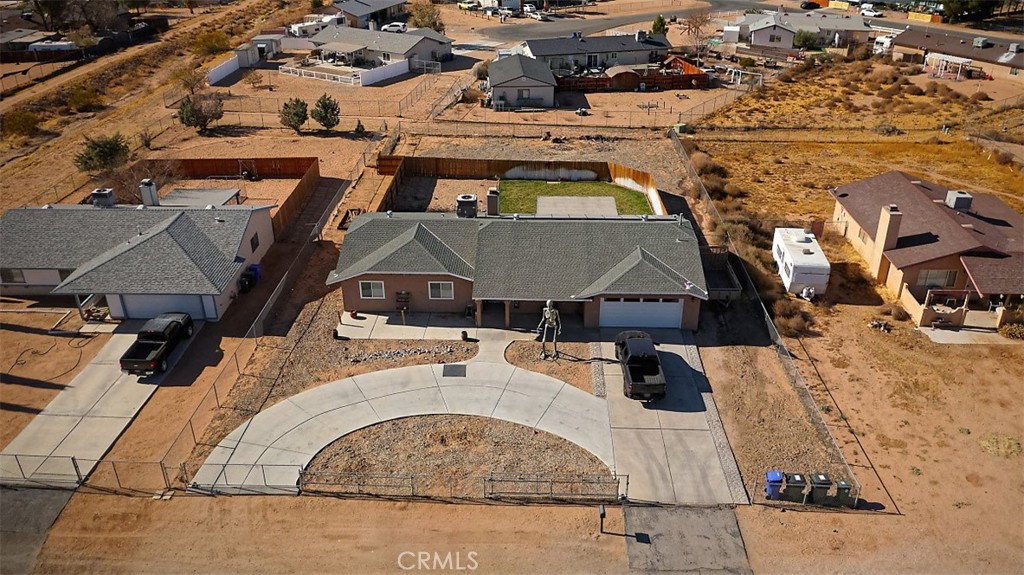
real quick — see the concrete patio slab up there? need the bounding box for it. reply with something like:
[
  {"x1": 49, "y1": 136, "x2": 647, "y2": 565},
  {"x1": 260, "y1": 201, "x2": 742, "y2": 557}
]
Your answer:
[
  {"x1": 537, "y1": 195, "x2": 618, "y2": 216},
  {"x1": 920, "y1": 326, "x2": 1018, "y2": 345}
]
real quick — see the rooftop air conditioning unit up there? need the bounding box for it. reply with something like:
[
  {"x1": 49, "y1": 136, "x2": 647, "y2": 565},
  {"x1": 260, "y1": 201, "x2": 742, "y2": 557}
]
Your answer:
[
  {"x1": 945, "y1": 190, "x2": 973, "y2": 211},
  {"x1": 1009, "y1": 43, "x2": 1021, "y2": 53},
  {"x1": 91, "y1": 188, "x2": 115, "y2": 208},
  {"x1": 972, "y1": 37, "x2": 989, "y2": 48}
]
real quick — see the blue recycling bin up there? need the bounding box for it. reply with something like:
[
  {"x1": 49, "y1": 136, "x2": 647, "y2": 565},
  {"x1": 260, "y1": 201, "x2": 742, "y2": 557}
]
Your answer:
[
  {"x1": 765, "y1": 470, "x2": 784, "y2": 500},
  {"x1": 246, "y1": 264, "x2": 262, "y2": 282}
]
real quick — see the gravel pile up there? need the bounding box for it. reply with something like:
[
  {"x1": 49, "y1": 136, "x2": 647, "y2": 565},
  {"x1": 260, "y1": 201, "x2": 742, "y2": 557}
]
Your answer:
[{"x1": 347, "y1": 344, "x2": 470, "y2": 363}]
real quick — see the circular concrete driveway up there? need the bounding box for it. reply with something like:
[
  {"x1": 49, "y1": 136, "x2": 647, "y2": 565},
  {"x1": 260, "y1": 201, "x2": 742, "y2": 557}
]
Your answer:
[{"x1": 191, "y1": 361, "x2": 613, "y2": 494}]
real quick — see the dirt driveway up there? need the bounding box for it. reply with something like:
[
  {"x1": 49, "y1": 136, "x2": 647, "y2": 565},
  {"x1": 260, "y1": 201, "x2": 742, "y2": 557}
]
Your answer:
[{"x1": 35, "y1": 495, "x2": 627, "y2": 574}]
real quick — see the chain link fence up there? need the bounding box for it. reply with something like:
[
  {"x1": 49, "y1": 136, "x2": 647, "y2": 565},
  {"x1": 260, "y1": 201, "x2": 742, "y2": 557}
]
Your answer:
[{"x1": 668, "y1": 129, "x2": 862, "y2": 507}]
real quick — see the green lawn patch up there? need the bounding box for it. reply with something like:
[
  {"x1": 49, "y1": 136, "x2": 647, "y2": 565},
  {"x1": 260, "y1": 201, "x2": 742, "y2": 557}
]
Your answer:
[{"x1": 497, "y1": 180, "x2": 653, "y2": 215}]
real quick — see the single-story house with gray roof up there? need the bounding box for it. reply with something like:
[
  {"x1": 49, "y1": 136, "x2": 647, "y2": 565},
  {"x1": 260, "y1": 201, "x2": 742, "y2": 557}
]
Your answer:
[
  {"x1": 742, "y1": 11, "x2": 871, "y2": 49},
  {"x1": 327, "y1": 212, "x2": 708, "y2": 330},
  {"x1": 0, "y1": 203, "x2": 274, "y2": 321},
  {"x1": 333, "y1": 0, "x2": 406, "y2": 28},
  {"x1": 310, "y1": 25, "x2": 452, "y2": 66},
  {"x1": 513, "y1": 31, "x2": 671, "y2": 72},
  {"x1": 488, "y1": 54, "x2": 557, "y2": 109}
]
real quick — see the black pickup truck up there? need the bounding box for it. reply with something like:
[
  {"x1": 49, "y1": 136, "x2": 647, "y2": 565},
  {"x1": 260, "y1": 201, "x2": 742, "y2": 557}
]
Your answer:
[
  {"x1": 119, "y1": 313, "x2": 194, "y2": 375},
  {"x1": 615, "y1": 331, "x2": 667, "y2": 401}
]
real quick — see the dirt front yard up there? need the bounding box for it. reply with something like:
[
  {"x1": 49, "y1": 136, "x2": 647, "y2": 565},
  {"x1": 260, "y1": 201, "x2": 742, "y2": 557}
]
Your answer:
[
  {"x1": 505, "y1": 341, "x2": 595, "y2": 394},
  {"x1": 307, "y1": 414, "x2": 609, "y2": 497},
  {"x1": 34, "y1": 494, "x2": 627, "y2": 574},
  {"x1": 0, "y1": 307, "x2": 111, "y2": 450}
]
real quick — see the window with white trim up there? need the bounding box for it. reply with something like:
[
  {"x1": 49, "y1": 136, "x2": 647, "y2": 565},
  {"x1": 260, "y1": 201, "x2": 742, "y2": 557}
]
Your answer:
[
  {"x1": 381, "y1": 52, "x2": 391, "y2": 62},
  {"x1": 428, "y1": 281, "x2": 454, "y2": 300},
  {"x1": 917, "y1": 270, "x2": 957, "y2": 288},
  {"x1": 1, "y1": 269, "x2": 25, "y2": 283},
  {"x1": 769, "y1": 34, "x2": 782, "y2": 43},
  {"x1": 359, "y1": 280, "x2": 385, "y2": 299}
]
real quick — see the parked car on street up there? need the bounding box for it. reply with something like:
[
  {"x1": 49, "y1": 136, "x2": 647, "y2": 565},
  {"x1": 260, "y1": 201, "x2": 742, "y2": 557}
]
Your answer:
[
  {"x1": 458, "y1": 1, "x2": 479, "y2": 9},
  {"x1": 860, "y1": 6, "x2": 884, "y2": 16},
  {"x1": 800, "y1": 1, "x2": 820, "y2": 8},
  {"x1": 380, "y1": 22, "x2": 407, "y2": 32},
  {"x1": 498, "y1": 7, "x2": 516, "y2": 17},
  {"x1": 119, "y1": 313, "x2": 194, "y2": 375},
  {"x1": 615, "y1": 331, "x2": 667, "y2": 401},
  {"x1": 523, "y1": 3, "x2": 537, "y2": 12},
  {"x1": 527, "y1": 10, "x2": 549, "y2": 20}
]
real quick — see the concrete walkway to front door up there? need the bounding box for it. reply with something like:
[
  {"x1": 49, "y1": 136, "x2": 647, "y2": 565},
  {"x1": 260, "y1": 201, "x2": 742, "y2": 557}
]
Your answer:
[{"x1": 0, "y1": 322, "x2": 201, "y2": 486}]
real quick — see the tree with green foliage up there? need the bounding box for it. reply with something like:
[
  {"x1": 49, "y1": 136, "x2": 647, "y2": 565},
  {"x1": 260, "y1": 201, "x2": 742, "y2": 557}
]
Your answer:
[
  {"x1": 191, "y1": 31, "x2": 229, "y2": 56},
  {"x1": 794, "y1": 30, "x2": 819, "y2": 49},
  {"x1": 178, "y1": 94, "x2": 223, "y2": 133},
  {"x1": 32, "y1": 0, "x2": 66, "y2": 31},
  {"x1": 172, "y1": 67, "x2": 207, "y2": 95},
  {"x1": 651, "y1": 14, "x2": 668, "y2": 36},
  {"x1": 279, "y1": 98, "x2": 308, "y2": 133},
  {"x1": 310, "y1": 0, "x2": 324, "y2": 10},
  {"x1": 311, "y1": 94, "x2": 340, "y2": 130},
  {"x1": 74, "y1": 133, "x2": 129, "y2": 175},
  {"x1": 1, "y1": 110, "x2": 41, "y2": 138},
  {"x1": 408, "y1": 1, "x2": 445, "y2": 33},
  {"x1": 943, "y1": 0, "x2": 999, "y2": 22}
]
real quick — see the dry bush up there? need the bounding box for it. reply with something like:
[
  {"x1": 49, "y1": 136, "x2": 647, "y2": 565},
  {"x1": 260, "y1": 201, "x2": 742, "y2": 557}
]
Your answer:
[
  {"x1": 999, "y1": 323, "x2": 1024, "y2": 340},
  {"x1": 703, "y1": 174, "x2": 727, "y2": 198},
  {"x1": 993, "y1": 150, "x2": 1014, "y2": 166},
  {"x1": 903, "y1": 84, "x2": 925, "y2": 96},
  {"x1": 970, "y1": 91, "x2": 992, "y2": 102},
  {"x1": 691, "y1": 152, "x2": 729, "y2": 177},
  {"x1": 877, "y1": 303, "x2": 894, "y2": 316},
  {"x1": 892, "y1": 305, "x2": 910, "y2": 321},
  {"x1": 723, "y1": 183, "x2": 746, "y2": 198},
  {"x1": 772, "y1": 298, "x2": 815, "y2": 336}
]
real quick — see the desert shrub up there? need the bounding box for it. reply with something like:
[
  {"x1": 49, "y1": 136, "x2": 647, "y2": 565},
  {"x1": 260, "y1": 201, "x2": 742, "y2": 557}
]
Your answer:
[
  {"x1": 723, "y1": 183, "x2": 745, "y2": 198},
  {"x1": 993, "y1": 150, "x2": 1014, "y2": 166},
  {"x1": 69, "y1": 87, "x2": 102, "y2": 112},
  {"x1": 875, "y1": 119, "x2": 903, "y2": 136},
  {"x1": 472, "y1": 59, "x2": 490, "y2": 80},
  {"x1": 777, "y1": 71, "x2": 794, "y2": 83},
  {"x1": 191, "y1": 31, "x2": 229, "y2": 56},
  {"x1": 703, "y1": 174, "x2": 727, "y2": 198},
  {"x1": 738, "y1": 57, "x2": 755, "y2": 69},
  {"x1": 773, "y1": 298, "x2": 815, "y2": 336},
  {"x1": 892, "y1": 305, "x2": 910, "y2": 321},
  {"x1": 74, "y1": 133, "x2": 129, "y2": 175},
  {"x1": 1, "y1": 110, "x2": 40, "y2": 137},
  {"x1": 878, "y1": 85, "x2": 901, "y2": 99},
  {"x1": 878, "y1": 303, "x2": 894, "y2": 316},
  {"x1": 999, "y1": 323, "x2": 1024, "y2": 340},
  {"x1": 690, "y1": 152, "x2": 729, "y2": 177},
  {"x1": 903, "y1": 84, "x2": 924, "y2": 96},
  {"x1": 139, "y1": 129, "x2": 153, "y2": 149},
  {"x1": 970, "y1": 91, "x2": 992, "y2": 102}
]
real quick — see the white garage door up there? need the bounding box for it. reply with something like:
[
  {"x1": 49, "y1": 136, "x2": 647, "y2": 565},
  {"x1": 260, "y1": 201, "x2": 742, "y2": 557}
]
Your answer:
[
  {"x1": 599, "y1": 297, "x2": 683, "y2": 328},
  {"x1": 120, "y1": 294, "x2": 206, "y2": 320}
]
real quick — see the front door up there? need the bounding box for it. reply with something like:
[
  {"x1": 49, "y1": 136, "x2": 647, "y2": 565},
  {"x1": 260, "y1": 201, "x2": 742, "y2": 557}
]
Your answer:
[{"x1": 586, "y1": 54, "x2": 599, "y2": 67}]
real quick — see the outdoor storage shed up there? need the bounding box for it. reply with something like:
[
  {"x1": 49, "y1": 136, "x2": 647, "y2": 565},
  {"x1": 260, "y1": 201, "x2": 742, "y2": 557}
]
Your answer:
[{"x1": 773, "y1": 227, "x2": 830, "y2": 296}]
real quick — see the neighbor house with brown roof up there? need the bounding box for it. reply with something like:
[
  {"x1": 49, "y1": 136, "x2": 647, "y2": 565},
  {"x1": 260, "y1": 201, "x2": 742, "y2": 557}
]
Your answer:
[
  {"x1": 891, "y1": 30, "x2": 1024, "y2": 85},
  {"x1": 831, "y1": 171, "x2": 1023, "y2": 327}
]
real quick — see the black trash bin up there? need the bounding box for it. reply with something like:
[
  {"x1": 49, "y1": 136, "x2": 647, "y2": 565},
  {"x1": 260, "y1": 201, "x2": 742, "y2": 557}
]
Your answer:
[
  {"x1": 808, "y1": 473, "x2": 832, "y2": 504},
  {"x1": 835, "y1": 480, "x2": 857, "y2": 508},
  {"x1": 783, "y1": 473, "x2": 807, "y2": 503}
]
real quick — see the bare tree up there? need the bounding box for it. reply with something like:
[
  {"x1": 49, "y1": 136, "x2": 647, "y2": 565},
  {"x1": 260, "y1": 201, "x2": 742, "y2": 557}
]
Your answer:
[
  {"x1": 682, "y1": 10, "x2": 712, "y2": 66},
  {"x1": 172, "y1": 67, "x2": 207, "y2": 95},
  {"x1": 243, "y1": 69, "x2": 265, "y2": 91}
]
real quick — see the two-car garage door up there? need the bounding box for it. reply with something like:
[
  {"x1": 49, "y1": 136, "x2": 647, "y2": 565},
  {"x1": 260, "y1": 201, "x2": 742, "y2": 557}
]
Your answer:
[
  {"x1": 599, "y1": 297, "x2": 683, "y2": 328},
  {"x1": 120, "y1": 294, "x2": 207, "y2": 320}
]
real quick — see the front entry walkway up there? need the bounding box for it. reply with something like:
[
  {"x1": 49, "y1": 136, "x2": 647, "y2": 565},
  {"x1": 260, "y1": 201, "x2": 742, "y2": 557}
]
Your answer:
[{"x1": 190, "y1": 360, "x2": 614, "y2": 494}]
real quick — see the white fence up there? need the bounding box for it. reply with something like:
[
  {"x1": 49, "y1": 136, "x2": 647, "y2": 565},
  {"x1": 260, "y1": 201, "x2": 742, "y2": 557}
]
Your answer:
[
  {"x1": 358, "y1": 59, "x2": 410, "y2": 86},
  {"x1": 207, "y1": 55, "x2": 240, "y2": 85},
  {"x1": 279, "y1": 64, "x2": 360, "y2": 85}
]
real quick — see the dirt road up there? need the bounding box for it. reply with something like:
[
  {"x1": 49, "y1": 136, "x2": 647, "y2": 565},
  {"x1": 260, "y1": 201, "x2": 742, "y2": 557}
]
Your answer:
[{"x1": 35, "y1": 495, "x2": 627, "y2": 574}]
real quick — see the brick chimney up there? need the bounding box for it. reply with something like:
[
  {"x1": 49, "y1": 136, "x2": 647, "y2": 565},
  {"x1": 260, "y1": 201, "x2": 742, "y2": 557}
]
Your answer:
[{"x1": 871, "y1": 204, "x2": 901, "y2": 280}]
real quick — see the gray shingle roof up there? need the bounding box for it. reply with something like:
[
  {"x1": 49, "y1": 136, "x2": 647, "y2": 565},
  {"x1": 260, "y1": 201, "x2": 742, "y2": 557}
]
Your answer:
[
  {"x1": 489, "y1": 54, "x2": 556, "y2": 87},
  {"x1": 334, "y1": 0, "x2": 406, "y2": 18},
  {"x1": 327, "y1": 214, "x2": 478, "y2": 283},
  {"x1": 0, "y1": 205, "x2": 269, "y2": 295},
  {"x1": 523, "y1": 33, "x2": 670, "y2": 58},
  {"x1": 327, "y1": 214, "x2": 708, "y2": 302},
  {"x1": 748, "y1": 12, "x2": 871, "y2": 34},
  {"x1": 407, "y1": 27, "x2": 453, "y2": 44},
  {"x1": 311, "y1": 25, "x2": 447, "y2": 55},
  {"x1": 472, "y1": 218, "x2": 706, "y2": 301}
]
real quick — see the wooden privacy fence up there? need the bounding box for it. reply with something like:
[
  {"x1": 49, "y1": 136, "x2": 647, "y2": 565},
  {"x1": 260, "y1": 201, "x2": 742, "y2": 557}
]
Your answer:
[
  {"x1": 139, "y1": 157, "x2": 320, "y2": 237},
  {"x1": 375, "y1": 156, "x2": 666, "y2": 215}
]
